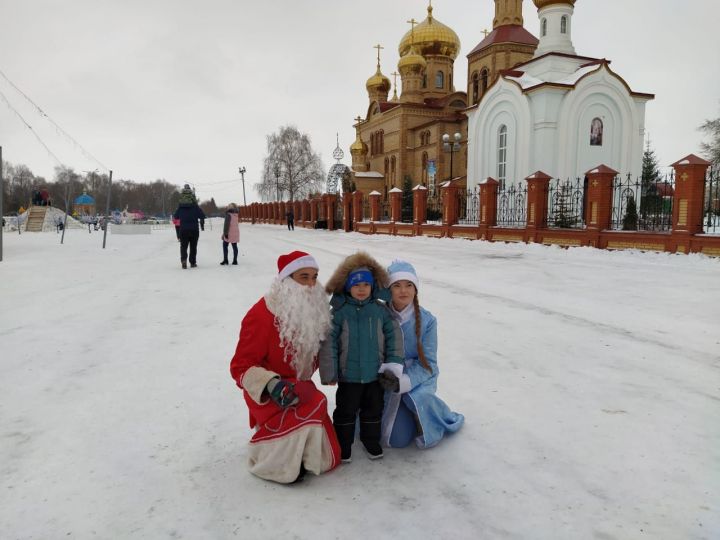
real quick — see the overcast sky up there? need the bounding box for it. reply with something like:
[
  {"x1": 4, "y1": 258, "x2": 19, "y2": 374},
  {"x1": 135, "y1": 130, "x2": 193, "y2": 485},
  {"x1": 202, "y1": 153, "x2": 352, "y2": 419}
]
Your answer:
[{"x1": 0, "y1": 0, "x2": 718, "y2": 206}]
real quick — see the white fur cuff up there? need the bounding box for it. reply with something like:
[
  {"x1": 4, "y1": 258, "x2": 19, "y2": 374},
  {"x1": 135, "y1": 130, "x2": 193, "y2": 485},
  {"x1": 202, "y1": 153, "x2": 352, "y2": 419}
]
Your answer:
[
  {"x1": 378, "y1": 362, "x2": 403, "y2": 379},
  {"x1": 241, "y1": 366, "x2": 279, "y2": 404}
]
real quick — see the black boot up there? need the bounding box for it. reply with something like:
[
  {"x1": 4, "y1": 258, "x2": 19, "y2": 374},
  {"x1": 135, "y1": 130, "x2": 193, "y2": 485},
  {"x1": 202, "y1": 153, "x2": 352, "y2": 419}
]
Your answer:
[
  {"x1": 334, "y1": 423, "x2": 355, "y2": 463},
  {"x1": 360, "y1": 421, "x2": 383, "y2": 459},
  {"x1": 220, "y1": 260, "x2": 228, "y2": 265}
]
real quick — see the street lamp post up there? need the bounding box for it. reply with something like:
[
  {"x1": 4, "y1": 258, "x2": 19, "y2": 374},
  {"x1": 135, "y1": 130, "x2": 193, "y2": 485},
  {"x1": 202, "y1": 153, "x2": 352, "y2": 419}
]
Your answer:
[
  {"x1": 238, "y1": 166, "x2": 247, "y2": 206},
  {"x1": 442, "y1": 132, "x2": 462, "y2": 181},
  {"x1": 273, "y1": 163, "x2": 281, "y2": 202}
]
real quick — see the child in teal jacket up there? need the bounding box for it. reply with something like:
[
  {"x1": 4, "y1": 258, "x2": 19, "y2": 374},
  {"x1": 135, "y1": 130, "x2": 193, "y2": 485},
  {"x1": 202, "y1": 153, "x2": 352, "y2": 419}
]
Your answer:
[{"x1": 319, "y1": 251, "x2": 404, "y2": 462}]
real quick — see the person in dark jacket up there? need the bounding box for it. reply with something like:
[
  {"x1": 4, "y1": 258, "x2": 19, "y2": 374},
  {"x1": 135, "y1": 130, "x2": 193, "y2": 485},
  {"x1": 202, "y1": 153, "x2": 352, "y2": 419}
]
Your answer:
[
  {"x1": 319, "y1": 251, "x2": 404, "y2": 462},
  {"x1": 286, "y1": 209, "x2": 294, "y2": 231},
  {"x1": 173, "y1": 197, "x2": 205, "y2": 269}
]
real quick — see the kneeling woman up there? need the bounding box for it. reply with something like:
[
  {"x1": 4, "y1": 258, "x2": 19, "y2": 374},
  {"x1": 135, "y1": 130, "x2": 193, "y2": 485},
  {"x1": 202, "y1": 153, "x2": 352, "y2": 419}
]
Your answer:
[{"x1": 379, "y1": 260, "x2": 464, "y2": 448}]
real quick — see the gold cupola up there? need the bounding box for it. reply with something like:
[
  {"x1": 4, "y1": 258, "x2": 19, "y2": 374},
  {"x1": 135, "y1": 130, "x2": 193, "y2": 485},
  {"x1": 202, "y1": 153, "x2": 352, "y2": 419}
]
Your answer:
[
  {"x1": 350, "y1": 116, "x2": 369, "y2": 172},
  {"x1": 534, "y1": 0, "x2": 575, "y2": 8},
  {"x1": 366, "y1": 44, "x2": 391, "y2": 104},
  {"x1": 398, "y1": 4, "x2": 461, "y2": 60}
]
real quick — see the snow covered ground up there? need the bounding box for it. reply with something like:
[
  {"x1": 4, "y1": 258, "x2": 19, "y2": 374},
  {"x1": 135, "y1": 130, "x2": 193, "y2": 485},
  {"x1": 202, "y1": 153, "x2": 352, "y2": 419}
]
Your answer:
[{"x1": 1, "y1": 222, "x2": 718, "y2": 540}]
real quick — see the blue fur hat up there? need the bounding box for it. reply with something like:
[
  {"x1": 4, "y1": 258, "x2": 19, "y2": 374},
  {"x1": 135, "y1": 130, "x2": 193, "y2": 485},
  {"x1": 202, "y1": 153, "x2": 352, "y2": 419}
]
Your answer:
[
  {"x1": 386, "y1": 259, "x2": 419, "y2": 289},
  {"x1": 345, "y1": 267, "x2": 374, "y2": 291}
]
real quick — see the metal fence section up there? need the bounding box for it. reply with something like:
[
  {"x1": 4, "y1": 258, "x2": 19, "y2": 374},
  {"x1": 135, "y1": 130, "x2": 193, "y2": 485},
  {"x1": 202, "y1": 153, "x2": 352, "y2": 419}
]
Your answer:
[
  {"x1": 547, "y1": 177, "x2": 585, "y2": 229},
  {"x1": 704, "y1": 167, "x2": 719, "y2": 234},
  {"x1": 379, "y1": 200, "x2": 391, "y2": 222},
  {"x1": 457, "y1": 187, "x2": 480, "y2": 225},
  {"x1": 496, "y1": 182, "x2": 527, "y2": 228},
  {"x1": 611, "y1": 172, "x2": 674, "y2": 232},
  {"x1": 361, "y1": 197, "x2": 371, "y2": 222},
  {"x1": 426, "y1": 194, "x2": 442, "y2": 224}
]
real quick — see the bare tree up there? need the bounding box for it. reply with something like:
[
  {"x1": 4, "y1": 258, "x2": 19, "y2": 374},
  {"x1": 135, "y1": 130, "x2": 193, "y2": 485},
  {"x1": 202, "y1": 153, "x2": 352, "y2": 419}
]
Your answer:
[
  {"x1": 699, "y1": 114, "x2": 720, "y2": 167},
  {"x1": 255, "y1": 125, "x2": 325, "y2": 202}
]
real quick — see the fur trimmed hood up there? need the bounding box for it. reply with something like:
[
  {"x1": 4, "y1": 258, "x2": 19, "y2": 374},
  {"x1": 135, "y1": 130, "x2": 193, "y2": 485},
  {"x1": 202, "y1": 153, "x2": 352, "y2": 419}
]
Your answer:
[{"x1": 325, "y1": 251, "x2": 390, "y2": 294}]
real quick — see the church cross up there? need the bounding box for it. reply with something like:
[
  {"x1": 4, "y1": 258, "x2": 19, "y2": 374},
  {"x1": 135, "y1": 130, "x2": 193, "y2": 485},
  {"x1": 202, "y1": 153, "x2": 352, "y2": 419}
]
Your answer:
[
  {"x1": 373, "y1": 43, "x2": 384, "y2": 67},
  {"x1": 407, "y1": 17, "x2": 419, "y2": 42},
  {"x1": 354, "y1": 116, "x2": 363, "y2": 125},
  {"x1": 482, "y1": 28, "x2": 490, "y2": 38},
  {"x1": 680, "y1": 172, "x2": 688, "y2": 182},
  {"x1": 391, "y1": 71, "x2": 399, "y2": 87}
]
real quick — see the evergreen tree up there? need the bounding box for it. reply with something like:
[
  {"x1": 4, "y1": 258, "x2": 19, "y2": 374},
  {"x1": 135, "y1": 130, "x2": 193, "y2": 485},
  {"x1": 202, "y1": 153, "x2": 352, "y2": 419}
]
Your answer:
[
  {"x1": 401, "y1": 175, "x2": 414, "y2": 223},
  {"x1": 640, "y1": 139, "x2": 662, "y2": 217},
  {"x1": 622, "y1": 196, "x2": 638, "y2": 230},
  {"x1": 552, "y1": 182, "x2": 577, "y2": 228}
]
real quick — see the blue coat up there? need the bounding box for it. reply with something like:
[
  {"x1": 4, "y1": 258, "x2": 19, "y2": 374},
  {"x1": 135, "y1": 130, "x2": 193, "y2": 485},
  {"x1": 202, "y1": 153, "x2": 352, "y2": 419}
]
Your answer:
[
  {"x1": 173, "y1": 204, "x2": 205, "y2": 232},
  {"x1": 380, "y1": 305, "x2": 464, "y2": 448}
]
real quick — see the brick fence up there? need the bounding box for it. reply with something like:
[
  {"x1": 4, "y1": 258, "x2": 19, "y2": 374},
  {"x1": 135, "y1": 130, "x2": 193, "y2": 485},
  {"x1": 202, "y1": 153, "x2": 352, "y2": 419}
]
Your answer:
[{"x1": 239, "y1": 155, "x2": 720, "y2": 257}]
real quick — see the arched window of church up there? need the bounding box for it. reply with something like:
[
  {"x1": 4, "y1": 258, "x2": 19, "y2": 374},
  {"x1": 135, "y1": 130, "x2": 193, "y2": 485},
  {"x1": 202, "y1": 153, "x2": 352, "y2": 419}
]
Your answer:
[
  {"x1": 370, "y1": 133, "x2": 375, "y2": 155},
  {"x1": 472, "y1": 72, "x2": 479, "y2": 104},
  {"x1": 590, "y1": 118, "x2": 603, "y2": 146},
  {"x1": 435, "y1": 71, "x2": 444, "y2": 89},
  {"x1": 426, "y1": 131, "x2": 431, "y2": 145},
  {"x1": 561, "y1": 16, "x2": 567, "y2": 34},
  {"x1": 497, "y1": 125, "x2": 508, "y2": 189},
  {"x1": 541, "y1": 18, "x2": 547, "y2": 37},
  {"x1": 481, "y1": 69, "x2": 489, "y2": 95},
  {"x1": 422, "y1": 74, "x2": 427, "y2": 88},
  {"x1": 449, "y1": 72, "x2": 453, "y2": 90},
  {"x1": 422, "y1": 152, "x2": 428, "y2": 185},
  {"x1": 391, "y1": 156, "x2": 397, "y2": 183},
  {"x1": 380, "y1": 130, "x2": 384, "y2": 153},
  {"x1": 384, "y1": 157, "x2": 389, "y2": 177}
]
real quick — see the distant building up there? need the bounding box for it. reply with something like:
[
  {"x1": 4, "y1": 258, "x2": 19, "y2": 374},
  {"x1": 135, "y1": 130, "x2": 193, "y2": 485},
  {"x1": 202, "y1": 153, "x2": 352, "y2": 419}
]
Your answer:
[{"x1": 73, "y1": 192, "x2": 96, "y2": 216}]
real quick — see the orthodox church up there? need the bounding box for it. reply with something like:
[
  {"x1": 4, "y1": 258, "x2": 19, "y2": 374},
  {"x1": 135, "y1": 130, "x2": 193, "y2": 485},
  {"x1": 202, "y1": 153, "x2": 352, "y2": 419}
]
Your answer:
[
  {"x1": 349, "y1": 0, "x2": 652, "y2": 195},
  {"x1": 350, "y1": 3, "x2": 468, "y2": 198},
  {"x1": 466, "y1": 0, "x2": 654, "y2": 185}
]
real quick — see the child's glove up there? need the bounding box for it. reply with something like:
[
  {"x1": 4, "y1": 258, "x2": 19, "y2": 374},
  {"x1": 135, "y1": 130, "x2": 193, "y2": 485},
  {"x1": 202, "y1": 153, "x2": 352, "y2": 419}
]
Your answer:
[
  {"x1": 378, "y1": 371, "x2": 400, "y2": 392},
  {"x1": 266, "y1": 378, "x2": 299, "y2": 408}
]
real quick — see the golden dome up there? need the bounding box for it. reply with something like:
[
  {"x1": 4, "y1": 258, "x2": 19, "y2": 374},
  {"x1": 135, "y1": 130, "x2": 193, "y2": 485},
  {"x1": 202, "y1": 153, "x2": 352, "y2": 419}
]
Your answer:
[
  {"x1": 366, "y1": 66, "x2": 391, "y2": 92},
  {"x1": 397, "y1": 46, "x2": 427, "y2": 72},
  {"x1": 533, "y1": 0, "x2": 576, "y2": 8},
  {"x1": 350, "y1": 127, "x2": 368, "y2": 155},
  {"x1": 398, "y1": 5, "x2": 461, "y2": 60}
]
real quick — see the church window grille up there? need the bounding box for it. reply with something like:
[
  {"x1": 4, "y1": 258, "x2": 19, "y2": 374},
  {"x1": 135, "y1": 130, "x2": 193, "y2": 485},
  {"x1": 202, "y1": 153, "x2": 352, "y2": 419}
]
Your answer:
[
  {"x1": 541, "y1": 18, "x2": 547, "y2": 37},
  {"x1": 481, "y1": 69, "x2": 489, "y2": 95},
  {"x1": 472, "y1": 72, "x2": 479, "y2": 104},
  {"x1": 498, "y1": 125, "x2": 508, "y2": 189},
  {"x1": 561, "y1": 16, "x2": 567, "y2": 34},
  {"x1": 435, "y1": 71, "x2": 444, "y2": 89}
]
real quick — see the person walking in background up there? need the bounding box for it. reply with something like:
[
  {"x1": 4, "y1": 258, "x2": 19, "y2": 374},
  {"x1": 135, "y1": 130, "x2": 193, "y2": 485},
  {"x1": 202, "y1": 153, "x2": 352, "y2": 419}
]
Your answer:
[
  {"x1": 379, "y1": 260, "x2": 464, "y2": 449},
  {"x1": 286, "y1": 208, "x2": 294, "y2": 231},
  {"x1": 221, "y1": 203, "x2": 240, "y2": 265},
  {"x1": 319, "y1": 251, "x2": 404, "y2": 463},
  {"x1": 230, "y1": 251, "x2": 341, "y2": 483},
  {"x1": 173, "y1": 196, "x2": 205, "y2": 269}
]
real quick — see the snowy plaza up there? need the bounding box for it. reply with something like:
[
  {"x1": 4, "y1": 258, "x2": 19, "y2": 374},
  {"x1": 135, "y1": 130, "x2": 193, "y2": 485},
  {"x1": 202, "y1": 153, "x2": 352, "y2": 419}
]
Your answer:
[{"x1": 1, "y1": 223, "x2": 718, "y2": 539}]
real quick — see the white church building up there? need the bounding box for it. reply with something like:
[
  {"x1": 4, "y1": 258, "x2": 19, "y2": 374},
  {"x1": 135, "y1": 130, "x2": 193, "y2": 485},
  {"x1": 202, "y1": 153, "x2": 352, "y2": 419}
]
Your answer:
[{"x1": 466, "y1": 0, "x2": 654, "y2": 186}]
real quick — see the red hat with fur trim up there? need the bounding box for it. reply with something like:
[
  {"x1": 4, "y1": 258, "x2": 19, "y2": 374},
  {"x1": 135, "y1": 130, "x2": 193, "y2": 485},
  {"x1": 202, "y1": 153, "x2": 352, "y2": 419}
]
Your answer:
[{"x1": 277, "y1": 251, "x2": 319, "y2": 281}]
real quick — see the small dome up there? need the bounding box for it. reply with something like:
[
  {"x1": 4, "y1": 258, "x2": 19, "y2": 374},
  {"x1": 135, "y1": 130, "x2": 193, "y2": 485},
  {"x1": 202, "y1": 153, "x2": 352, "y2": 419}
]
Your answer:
[
  {"x1": 366, "y1": 67, "x2": 391, "y2": 92},
  {"x1": 534, "y1": 0, "x2": 576, "y2": 8},
  {"x1": 74, "y1": 192, "x2": 95, "y2": 205},
  {"x1": 398, "y1": 5, "x2": 461, "y2": 60},
  {"x1": 398, "y1": 46, "x2": 427, "y2": 72},
  {"x1": 350, "y1": 130, "x2": 368, "y2": 155}
]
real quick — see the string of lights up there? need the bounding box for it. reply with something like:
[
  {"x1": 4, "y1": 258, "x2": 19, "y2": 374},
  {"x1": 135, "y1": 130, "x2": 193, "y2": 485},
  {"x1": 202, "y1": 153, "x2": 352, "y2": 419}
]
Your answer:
[{"x1": 0, "y1": 68, "x2": 109, "y2": 172}]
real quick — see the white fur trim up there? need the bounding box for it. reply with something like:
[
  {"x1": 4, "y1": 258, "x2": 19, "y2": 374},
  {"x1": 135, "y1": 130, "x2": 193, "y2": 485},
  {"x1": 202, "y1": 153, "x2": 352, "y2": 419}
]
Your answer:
[
  {"x1": 278, "y1": 255, "x2": 319, "y2": 281},
  {"x1": 241, "y1": 366, "x2": 279, "y2": 404},
  {"x1": 378, "y1": 362, "x2": 404, "y2": 379},
  {"x1": 398, "y1": 374, "x2": 411, "y2": 394},
  {"x1": 388, "y1": 270, "x2": 419, "y2": 289}
]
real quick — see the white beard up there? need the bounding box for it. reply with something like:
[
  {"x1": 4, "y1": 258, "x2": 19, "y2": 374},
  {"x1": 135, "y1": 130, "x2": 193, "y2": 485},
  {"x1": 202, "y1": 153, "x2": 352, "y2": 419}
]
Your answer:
[{"x1": 264, "y1": 278, "x2": 331, "y2": 380}]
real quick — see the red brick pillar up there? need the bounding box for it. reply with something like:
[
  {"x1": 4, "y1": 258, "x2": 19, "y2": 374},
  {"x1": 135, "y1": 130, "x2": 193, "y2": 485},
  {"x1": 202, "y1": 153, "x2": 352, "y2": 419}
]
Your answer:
[
  {"x1": 479, "y1": 178, "x2": 499, "y2": 227},
  {"x1": 342, "y1": 194, "x2": 352, "y2": 232},
  {"x1": 369, "y1": 191, "x2": 381, "y2": 222},
  {"x1": 584, "y1": 165, "x2": 617, "y2": 247},
  {"x1": 671, "y1": 155, "x2": 711, "y2": 252},
  {"x1": 324, "y1": 193, "x2": 337, "y2": 230},
  {"x1": 302, "y1": 200, "x2": 310, "y2": 224},
  {"x1": 310, "y1": 198, "x2": 318, "y2": 224},
  {"x1": 442, "y1": 183, "x2": 459, "y2": 226},
  {"x1": 352, "y1": 191, "x2": 364, "y2": 225},
  {"x1": 525, "y1": 171, "x2": 552, "y2": 241},
  {"x1": 413, "y1": 185, "x2": 427, "y2": 224},
  {"x1": 293, "y1": 201, "x2": 301, "y2": 224},
  {"x1": 279, "y1": 201, "x2": 286, "y2": 224},
  {"x1": 389, "y1": 188, "x2": 402, "y2": 222}
]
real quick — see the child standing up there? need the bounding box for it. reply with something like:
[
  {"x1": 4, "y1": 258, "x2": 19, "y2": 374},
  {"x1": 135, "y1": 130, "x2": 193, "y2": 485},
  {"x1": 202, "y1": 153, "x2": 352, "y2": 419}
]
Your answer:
[
  {"x1": 220, "y1": 203, "x2": 240, "y2": 265},
  {"x1": 319, "y1": 252, "x2": 404, "y2": 462}
]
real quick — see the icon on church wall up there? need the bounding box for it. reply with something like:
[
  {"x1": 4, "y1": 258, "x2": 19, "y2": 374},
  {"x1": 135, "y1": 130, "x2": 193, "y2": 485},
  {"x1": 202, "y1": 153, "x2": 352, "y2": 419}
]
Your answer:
[{"x1": 590, "y1": 118, "x2": 603, "y2": 146}]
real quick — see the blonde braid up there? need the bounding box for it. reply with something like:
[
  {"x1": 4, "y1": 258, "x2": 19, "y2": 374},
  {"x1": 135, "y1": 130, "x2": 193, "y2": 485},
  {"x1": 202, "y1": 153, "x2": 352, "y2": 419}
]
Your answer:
[{"x1": 413, "y1": 293, "x2": 431, "y2": 373}]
